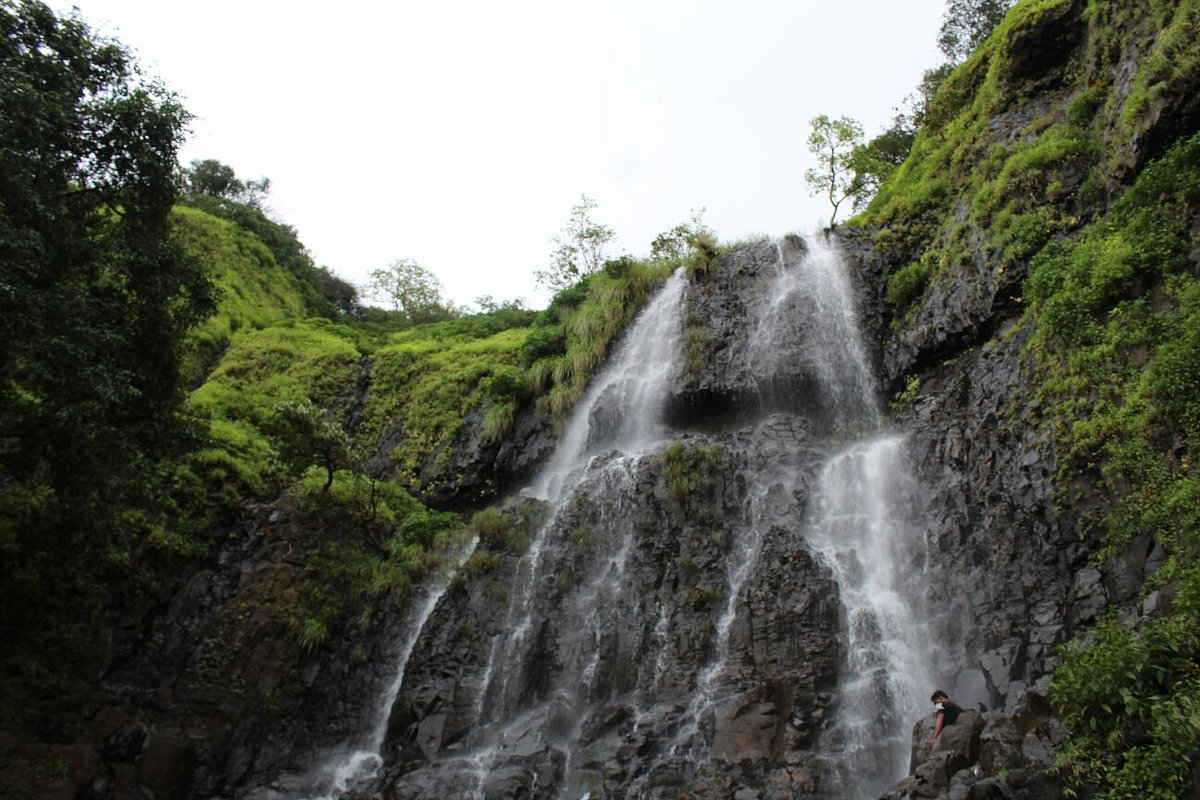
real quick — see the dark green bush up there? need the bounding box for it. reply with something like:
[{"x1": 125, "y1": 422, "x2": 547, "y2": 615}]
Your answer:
[
  {"x1": 484, "y1": 366, "x2": 530, "y2": 402},
  {"x1": 546, "y1": 280, "x2": 591, "y2": 315},
  {"x1": 397, "y1": 508, "x2": 461, "y2": 547},
  {"x1": 519, "y1": 325, "x2": 567, "y2": 367},
  {"x1": 885, "y1": 262, "x2": 931, "y2": 316},
  {"x1": 603, "y1": 255, "x2": 636, "y2": 279}
]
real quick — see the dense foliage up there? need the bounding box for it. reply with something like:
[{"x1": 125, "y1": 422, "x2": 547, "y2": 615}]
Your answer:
[
  {"x1": 0, "y1": 0, "x2": 213, "y2": 684},
  {"x1": 1027, "y1": 133, "x2": 1200, "y2": 799},
  {"x1": 848, "y1": 1, "x2": 1200, "y2": 794}
]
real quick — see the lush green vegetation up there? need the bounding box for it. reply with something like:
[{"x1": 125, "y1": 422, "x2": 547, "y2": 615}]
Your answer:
[
  {"x1": 0, "y1": 0, "x2": 213, "y2": 695},
  {"x1": 1024, "y1": 133, "x2": 1200, "y2": 799},
  {"x1": 182, "y1": 189, "x2": 358, "y2": 320},
  {"x1": 844, "y1": 2, "x2": 1200, "y2": 795},
  {"x1": 850, "y1": 0, "x2": 1144, "y2": 323},
  {"x1": 524, "y1": 259, "x2": 676, "y2": 418}
]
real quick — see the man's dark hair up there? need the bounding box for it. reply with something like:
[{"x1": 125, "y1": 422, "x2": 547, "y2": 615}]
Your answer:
[{"x1": 931, "y1": 690, "x2": 949, "y2": 702}]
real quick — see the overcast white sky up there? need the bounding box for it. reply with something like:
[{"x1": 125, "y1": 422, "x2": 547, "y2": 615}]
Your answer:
[{"x1": 57, "y1": 0, "x2": 946, "y2": 309}]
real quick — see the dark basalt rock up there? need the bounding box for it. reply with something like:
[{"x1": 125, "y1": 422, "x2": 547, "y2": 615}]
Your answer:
[
  {"x1": 381, "y1": 416, "x2": 840, "y2": 799},
  {"x1": 10, "y1": 5, "x2": 1197, "y2": 798}
]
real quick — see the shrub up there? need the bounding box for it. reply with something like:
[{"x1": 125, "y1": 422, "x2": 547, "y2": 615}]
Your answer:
[
  {"x1": 603, "y1": 255, "x2": 636, "y2": 279},
  {"x1": 484, "y1": 367, "x2": 530, "y2": 402},
  {"x1": 520, "y1": 326, "x2": 567, "y2": 367},
  {"x1": 661, "y1": 440, "x2": 726, "y2": 503},
  {"x1": 886, "y1": 262, "x2": 931, "y2": 317}
]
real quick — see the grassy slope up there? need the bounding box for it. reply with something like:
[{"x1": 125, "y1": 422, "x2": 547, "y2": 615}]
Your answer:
[{"x1": 159, "y1": 201, "x2": 686, "y2": 685}]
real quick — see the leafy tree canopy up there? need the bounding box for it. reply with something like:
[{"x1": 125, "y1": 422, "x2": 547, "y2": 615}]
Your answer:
[
  {"x1": 0, "y1": 0, "x2": 214, "y2": 673},
  {"x1": 364, "y1": 258, "x2": 456, "y2": 324},
  {"x1": 804, "y1": 114, "x2": 865, "y2": 227},
  {"x1": 938, "y1": 0, "x2": 1013, "y2": 63},
  {"x1": 185, "y1": 158, "x2": 271, "y2": 208},
  {"x1": 848, "y1": 123, "x2": 917, "y2": 212},
  {"x1": 649, "y1": 208, "x2": 715, "y2": 263},
  {"x1": 535, "y1": 195, "x2": 617, "y2": 292}
]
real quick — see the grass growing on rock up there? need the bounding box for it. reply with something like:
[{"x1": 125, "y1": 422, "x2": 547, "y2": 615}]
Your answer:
[
  {"x1": 1022, "y1": 132, "x2": 1200, "y2": 800},
  {"x1": 850, "y1": 0, "x2": 1200, "y2": 331}
]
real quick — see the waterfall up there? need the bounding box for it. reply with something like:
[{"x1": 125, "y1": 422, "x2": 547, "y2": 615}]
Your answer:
[
  {"x1": 748, "y1": 235, "x2": 936, "y2": 797},
  {"x1": 253, "y1": 535, "x2": 478, "y2": 800},
  {"x1": 530, "y1": 268, "x2": 688, "y2": 501},
  {"x1": 374, "y1": 235, "x2": 943, "y2": 800},
  {"x1": 748, "y1": 233, "x2": 880, "y2": 428},
  {"x1": 458, "y1": 269, "x2": 689, "y2": 797},
  {"x1": 807, "y1": 437, "x2": 937, "y2": 799}
]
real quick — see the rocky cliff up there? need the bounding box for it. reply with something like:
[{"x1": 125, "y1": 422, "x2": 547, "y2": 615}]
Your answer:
[{"x1": 4, "y1": 1, "x2": 1198, "y2": 799}]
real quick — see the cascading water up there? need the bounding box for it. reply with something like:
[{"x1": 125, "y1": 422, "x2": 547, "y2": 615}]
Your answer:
[
  {"x1": 748, "y1": 234, "x2": 880, "y2": 429},
  {"x1": 757, "y1": 235, "x2": 936, "y2": 798},
  {"x1": 807, "y1": 436, "x2": 937, "y2": 799},
  {"x1": 253, "y1": 535, "x2": 478, "y2": 800},
  {"x1": 531, "y1": 269, "x2": 688, "y2": 501},
  {"x1": 454, "y1": 268, "x2": 689, "y2": 797},
  {"x1": 374, "y1": 235, "x2": 944, "y2": 800}
]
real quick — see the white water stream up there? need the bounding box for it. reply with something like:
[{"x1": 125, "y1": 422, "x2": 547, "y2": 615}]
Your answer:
[
  {"x1": 531, "y1": 269, "x2": 688, "y2": 501},
  {"x1": 284, "y1": 535, "x2": 478, "y2": 800},
  {"x1": 459, "y1": 269, "x2": 689, "y2": 798},
  {"x1": 808, "y1": 436, "x2": 938, "y2": 799},
  {"x1": 749, "y1": 234, "x2": 880, "y2": 429}
]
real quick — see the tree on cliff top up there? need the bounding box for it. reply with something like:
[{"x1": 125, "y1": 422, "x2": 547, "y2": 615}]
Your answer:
[
  {"x1": 365, "y1": 258, "x2": 455, "y2": 324},
  {"x1": 804, "y1": 115, "x2": 865, "y2": 227},
  {"x1": 185, "y1": 158, "x2": 272, "y2": 208},
  {"x1": 938, "y1": 0, "x2": 1013, "y2": 62},
  {"x1": 535, "y1": 195, "x2": 617, "y2": 292}
]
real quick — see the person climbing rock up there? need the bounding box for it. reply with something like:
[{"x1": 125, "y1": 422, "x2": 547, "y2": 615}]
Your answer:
[{"x1": 929, "y1": 690, "x2": 964, "y2": 747}]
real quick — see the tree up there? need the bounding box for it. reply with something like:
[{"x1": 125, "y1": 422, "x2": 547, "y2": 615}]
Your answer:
[
  {"x1": 0, "y1": 0, "x2": 214, "y2": 671},
  {"x1": 185, "y1": 158, "x2": 272, "y2": 208},
  {"x1": 364, "y1": 258, "x2": 451, "y2": 323},
  {"x1": 649, "y1": 208, "x2": 715, "y2": 262},
  {"x1": 1, "y1": 0, "x2": 212, "y2": 486},
  {"x1": 847, "y1": 122, "x2": 918, "y2": 210},
  {"x1": 535, "y1": 195, "x2": 616, "y2": 292},
  {"x1": 270, "y1": 399, "x2": 351, "y2": 494},
  {"x1": 938, "y1": 0, "x2": 1013, "y2": 63},
  {"x1": 320, "y1": 267, "x2": 360, "y2": 316},
  {"x1": 804, "y1": 115, "x2": 865, "y2": 227}
]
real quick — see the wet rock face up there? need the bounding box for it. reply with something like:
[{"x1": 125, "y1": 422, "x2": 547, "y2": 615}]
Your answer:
[
  {"x1": 383, "y1": 416, "x2": 842, "y2": 799},
  {"x1": 891, "y1": 322, "x2": 1078, "y2": 709},
  {"x1": 883, "y1": 317, "x2": 1157, "y2": 720},
  {"x1": 666, "y1": 236, "x2": 877, "y2": 431}
]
